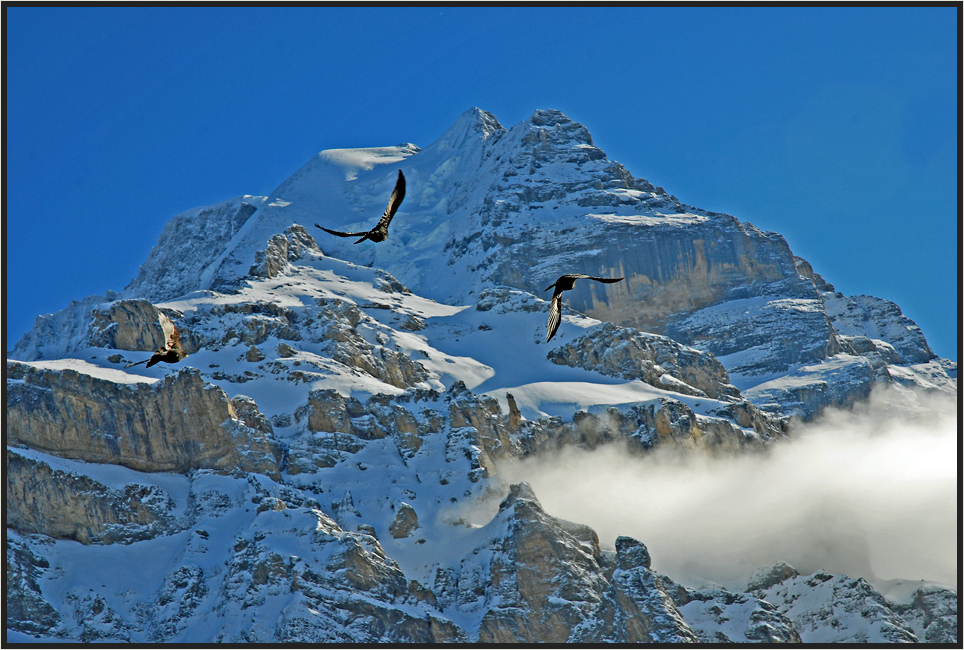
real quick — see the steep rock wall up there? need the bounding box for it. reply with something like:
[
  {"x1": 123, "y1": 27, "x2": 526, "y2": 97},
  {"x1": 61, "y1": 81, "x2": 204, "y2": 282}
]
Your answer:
[
  {"x1": 5, "y1": 450, "x2": 179, "y2": 544},
  {"x1": 6, "y1": 362, "x2": 279, "y2": 477}
]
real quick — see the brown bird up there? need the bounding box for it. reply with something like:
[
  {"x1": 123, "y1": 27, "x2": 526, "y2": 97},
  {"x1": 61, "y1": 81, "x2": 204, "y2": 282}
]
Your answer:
[
  {"x1": 544, "y1": 274, "x2": 624, "y2": 342},
  {"x1": 315, "y1": 169, "x2": 406, "y2": 244},
  {"x1": 126, "y1": 313, "x2": 188, "y2": 368}
]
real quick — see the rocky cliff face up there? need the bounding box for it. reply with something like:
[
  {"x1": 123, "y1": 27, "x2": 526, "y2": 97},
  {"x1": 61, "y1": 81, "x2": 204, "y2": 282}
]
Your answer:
[
  {"x1": 124, "y1": 195, "x2": 266, "y2": 303},
  {"x1": 7, "y1": 361, "x2": 279, "y2": 477},
  {"x1": 6, "y1": 449, "x2": 179, "y2": 545},
  {"x1": 6, "y1": 107, "x2": 956, "y2": 643},
  {"x1": 547, "y1": 322, "x2": 742, "y2": 401}
]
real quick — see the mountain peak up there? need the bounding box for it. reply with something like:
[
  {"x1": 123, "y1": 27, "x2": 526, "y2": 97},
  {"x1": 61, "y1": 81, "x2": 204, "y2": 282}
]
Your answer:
[
  {"x1": 528, "y1": 108, "x2": 573, "y2": 127},
  {"x1": 426, "y1": 107, "x2": 504, "y2": 153},
  {"x1": 519, "y1": 108, "x2": 594, "y2": 147}
]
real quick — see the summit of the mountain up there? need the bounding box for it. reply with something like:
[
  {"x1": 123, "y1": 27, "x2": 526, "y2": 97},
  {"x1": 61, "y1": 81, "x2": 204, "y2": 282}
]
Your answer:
[{"x1": 15, "y1": 107, "x2": 953, "y2": 417}]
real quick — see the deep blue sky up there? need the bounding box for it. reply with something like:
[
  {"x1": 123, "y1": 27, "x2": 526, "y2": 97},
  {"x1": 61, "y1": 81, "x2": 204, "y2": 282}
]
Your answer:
[{"x1": 5, "y1": 6, "x2": 959, "y2": 360}]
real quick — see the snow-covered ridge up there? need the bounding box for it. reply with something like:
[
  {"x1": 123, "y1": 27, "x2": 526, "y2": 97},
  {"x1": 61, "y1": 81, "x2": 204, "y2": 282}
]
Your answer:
[{"x1": 6, "y1": 107, "x2": 956, "y2": 643}]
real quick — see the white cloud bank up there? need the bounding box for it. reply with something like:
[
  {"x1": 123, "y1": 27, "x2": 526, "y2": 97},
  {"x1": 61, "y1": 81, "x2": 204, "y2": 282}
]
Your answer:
[{"x1": 497, "y1": 385, "x2": 958, "y2": 591}]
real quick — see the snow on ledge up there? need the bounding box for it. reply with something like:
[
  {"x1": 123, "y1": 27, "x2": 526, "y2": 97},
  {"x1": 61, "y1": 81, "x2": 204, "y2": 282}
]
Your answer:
[{"x1": 18, "y1": 359, "x2": 161, "y2": 385}]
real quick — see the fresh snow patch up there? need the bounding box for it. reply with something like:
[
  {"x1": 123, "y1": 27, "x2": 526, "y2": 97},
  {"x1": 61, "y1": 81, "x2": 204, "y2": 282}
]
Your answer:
[
  {"x1": 486, "y1": 380, "x2": 668, "y2": 420},
  {"x1": 19, "y1": 358, "x2": 160, "y2": 385}
]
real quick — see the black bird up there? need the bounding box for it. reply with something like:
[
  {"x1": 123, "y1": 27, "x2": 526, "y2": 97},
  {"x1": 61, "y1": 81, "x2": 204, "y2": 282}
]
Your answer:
[
  {"x1": 315, "y1": 169, "x2": 406, "y2": 244},
  {"x1": 126, "y1": 315, "x2": 188, "y2": 368},
  {"x1": 544, "y1": 274, "x2": 624, "y2": 343}
]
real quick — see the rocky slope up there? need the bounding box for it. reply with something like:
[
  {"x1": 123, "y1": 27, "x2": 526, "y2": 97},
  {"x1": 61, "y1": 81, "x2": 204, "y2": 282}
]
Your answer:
[
  {"x1": 6, "y1": 108, "x2": 957, "y2": 643},
  {"x1": 14, "y1": 109, "x2": 954, "y2": 419}
]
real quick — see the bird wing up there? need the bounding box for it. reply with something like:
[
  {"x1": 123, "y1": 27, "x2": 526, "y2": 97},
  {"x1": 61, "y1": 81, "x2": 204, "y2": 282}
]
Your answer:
[
  {"x1": 563, "y1": 274, "x2": 623, "y2": 284},
  {"x1": 315, "y1": 224, "x2": 372, "y2": 238},
  {"x1": 371, "y1": 170, "x2": 406, "y2": 231},
  {"x1": 546, "y1": 294, "x2": 563, "y2": 343},
  {"x1": 159, "y1": 313, "x2": 181, "y2": 351}
]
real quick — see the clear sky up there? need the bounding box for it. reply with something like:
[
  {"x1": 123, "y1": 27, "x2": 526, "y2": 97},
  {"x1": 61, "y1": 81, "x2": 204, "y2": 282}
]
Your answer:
[{"x1": 4, "y1": 5, "x2": 959, "y2": 360}]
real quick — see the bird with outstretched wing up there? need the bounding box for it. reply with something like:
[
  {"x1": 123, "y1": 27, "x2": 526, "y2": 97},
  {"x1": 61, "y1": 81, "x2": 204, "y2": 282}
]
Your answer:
[
  {"x1": 315, "y1": 169, "x2": 406, "y2": 244},
  {"x1": 126, "y1": 313, "x2": 189, "y2": 368},
  {"x1": 544, "y1": 274, "x2": 624, "y2": 343}
]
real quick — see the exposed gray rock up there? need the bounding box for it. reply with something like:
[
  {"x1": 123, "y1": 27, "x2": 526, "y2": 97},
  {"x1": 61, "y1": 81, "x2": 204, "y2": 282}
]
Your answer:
[
  {"x1": 230, "y1": 395, "x2": 274, "y2": 436},
  {"x1": 124, "y1": 195, "x2": 265, "y2": 303},
  {"x1": 5, "y1": 450, "x2": 179, "y2": 544},
  {"x1": 514, "y1": 399, "x2": 775, "y2": 457},
  {"x1": 666, "y1": 290, "x2": 844, "y2": 379},
  {"x1": 6, "y1": 534, "x2": 61, "y2": 636},
  {"x1": 248, "y1": 224, "x2": 322, "y2": 279},
  {"x1": 746, "y1": 561, "x2": 800, "y2": 591},
  {"x1": 548, "y1": 322, "x2": 741, "y2": 401},
  {"x1": 150, "y1": 565, "x2": 208, "y2": 641},
  {"x1": 389, "y1": 502, "x2": 419, "y2": 539},
  {"x1": 751, "y1": 569, "x2": 921, "y2": 643},
  {"x1": 823, "y1": 291, "x2": 935, "y2": 364},
  {"x1": 6, "y1": 361, "x2": 280, "y2": 478},
  {"x1": 464, "y1": 483, "x2": 697, "y2": 643},
  {"x1": 891, "y1": 585, "x2": 960, "y2": 644},
  {"x1": 743, "y1": 354, "x2": 878, "y2": 420},
  {"x1": 219, "y1": 508, "x2": 465, "y2": 642},
  {"x1": 245, "y1": 345, "x2": 266, "y2": 362},
  {"x1": 10, "y1": 291, "x2": 119, "y2": 362},
  {"x1": 90, "y1": 299, "x2": 175, "y2": 352},
  {"x1": 676, "y1": 586, "x2": 802, "y2": 643}
]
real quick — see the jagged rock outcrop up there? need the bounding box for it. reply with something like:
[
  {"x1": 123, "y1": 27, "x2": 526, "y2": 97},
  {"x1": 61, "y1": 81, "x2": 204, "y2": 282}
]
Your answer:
[
  {"x1": 673, "y1": 585, "x2": 802, "y2": 643},
  {"x1": 891, "y1": 585, "x2": 960, "y2": 644},
  {"x1": 178, "y1": 294, "x2": 429, "y2": 390},
  {"x1": 218, "y1": 507, "x2": 465, "y2": 642},
  {"x1": 295, "y1": 384, "x2": 508, "y2": 474},
  {"x1": 248, "y1": 224, "x2": 322, "y2": 279},
  {"x1": 125, "y1": 195, "x2": 266, "y2": 303},
  {"x1": 11, "y1": 292, "x2": 120, "y2": 362},
  {"x1": 6, "y1": 362, "x2": 280, "y2": 478},
  {"x1": 296, "y1": 378, "x2": 775, "y2": 485},
  {"x1": 312, "y1": 298, "x2": 429, "y2": 389},
  {"x1": 389, "y1": 503, "x2": 419, "y2": 539},
  {"x1": 819, "y1": 281, "x2": 935, "y2": 365},
  {"x1": 547, "y1": 322, "x2": 741, "y2": 401},
  {"x1": 513, "y1": 399, "x2": 779, "y2": 457},
  {"x1": 230, "y1": 394, "x2": 274, "y2": 436},
  {"x1": 90, "y1": 299, "x2": 196, "y2": 354},
  {"x1": 570, "y1": 537, "x2": 701, "y2": 643},
  {"x1": 5, "y1": 450, "x2": 178, "y2": 544},
  {"x1": 6, "y1": 534, "x2": 61, "y2": 637},
  {"x1": 446, "y1": 382, "x2": 516, "y2": 465},
  {"x1": 447, "y1": 483, "x2": 698, "y2": 643},
  {"x1": 747, "y1": 566, "x2": 923, "y2": 643},
  {"x1": 743, "y1": 354, "x2": 879, "y2": 419}
]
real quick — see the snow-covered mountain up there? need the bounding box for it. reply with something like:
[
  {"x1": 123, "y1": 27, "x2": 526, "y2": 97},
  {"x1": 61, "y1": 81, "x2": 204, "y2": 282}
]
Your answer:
[{"x1": 6, "y1": 108, "x2": 957, "y2": 643}]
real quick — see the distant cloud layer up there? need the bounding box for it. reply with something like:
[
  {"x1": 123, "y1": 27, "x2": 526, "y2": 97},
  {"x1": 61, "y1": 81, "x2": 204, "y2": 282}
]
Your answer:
[{"x1": 497, "y1": 385, "x2": 957, "y2": 591}]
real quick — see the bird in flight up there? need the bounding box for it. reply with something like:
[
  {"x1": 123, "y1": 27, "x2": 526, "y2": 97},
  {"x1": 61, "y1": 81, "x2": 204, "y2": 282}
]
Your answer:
[
  {"x1": 544, "y1": 274, "x2": 624, "y2": 342},
  {"x1": 126, "y1": 313, "x2": 188, "y2": 368},
  {"x1": 315, "y1": 169, "x2": 406, "y2": 244}
]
